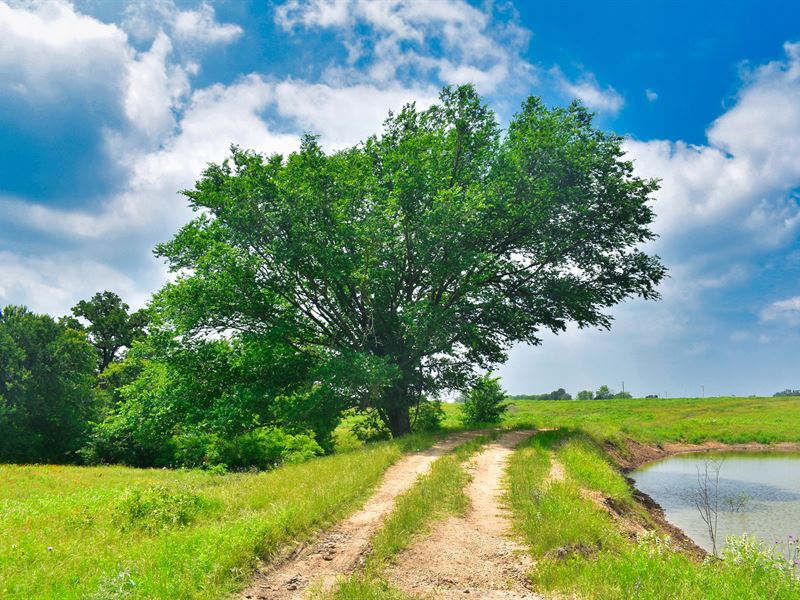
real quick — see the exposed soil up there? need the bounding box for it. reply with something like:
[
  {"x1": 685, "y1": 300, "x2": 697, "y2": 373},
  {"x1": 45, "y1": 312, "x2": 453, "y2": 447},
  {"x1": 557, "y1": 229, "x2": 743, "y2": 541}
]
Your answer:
[
  {"x1": 606, "y1": 438, "x2": 800, "y2": 472},
  {"x1": 239, "y1": 430, "x2": 487, "y2": 600},
  {"x1": 385, "y1": 429, "x2": 542, "y2": 599}
]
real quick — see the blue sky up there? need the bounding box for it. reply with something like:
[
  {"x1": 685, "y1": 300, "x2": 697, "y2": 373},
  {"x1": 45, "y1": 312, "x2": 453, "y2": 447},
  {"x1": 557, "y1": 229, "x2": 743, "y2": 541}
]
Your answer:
[{"x1": 2, "y1": 0, "x2": 800, "y2": 397}]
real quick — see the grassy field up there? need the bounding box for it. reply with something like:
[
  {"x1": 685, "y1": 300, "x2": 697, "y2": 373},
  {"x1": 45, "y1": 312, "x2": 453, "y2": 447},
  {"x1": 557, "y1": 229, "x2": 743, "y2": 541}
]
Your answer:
[
  {"x1": 5, "y1": 396, "x2": 800, "y2": 599},
  {"x1": 0, "y1": 434, "x2": 434, "y2": 600},
  {"x1": 443, "y1": 395, "x2": 800, "y2": 445}
]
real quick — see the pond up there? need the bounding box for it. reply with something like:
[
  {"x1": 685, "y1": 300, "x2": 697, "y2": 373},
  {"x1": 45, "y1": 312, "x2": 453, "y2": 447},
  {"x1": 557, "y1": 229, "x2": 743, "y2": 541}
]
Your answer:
[{"x1": 630, "y1": 451, "x2": 800, "y2": 553}]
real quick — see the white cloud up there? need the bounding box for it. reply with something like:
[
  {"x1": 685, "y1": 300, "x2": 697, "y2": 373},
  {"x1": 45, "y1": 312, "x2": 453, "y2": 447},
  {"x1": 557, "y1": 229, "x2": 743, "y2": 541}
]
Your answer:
[
  {"x1": 123, "y1": 0, "x2": 242, "y2": 47},
  {"x1": 550, "y1": 66, "x2": 624, "y2": 114},
  {"x1": 626, "y1": 42, "x2": 800, "y2": 251},
  {"x1": 0, "y1": 0, "x2": 130, "y2": 100},
  {"x1": 645, "y1": 88, "x2": 658, "y2": 102},
  {"x1": 124, "y1": 31, "x2": 191, "y2": 144},
  {"x1": 761, "y1": 296, "x2": 800, "y2": 326},
  {"x1": 271, "y1": 80, "x2": 438, "y2": 148},
  {"x1": 275, "y1": 0, "x2": 534, "y2": 94},
  {"x1": 171, "y1": 2, "x2": 243, "y2": 45},
  {"x1": 0, "y1": 251, "x2": 147, "y2": 315}
]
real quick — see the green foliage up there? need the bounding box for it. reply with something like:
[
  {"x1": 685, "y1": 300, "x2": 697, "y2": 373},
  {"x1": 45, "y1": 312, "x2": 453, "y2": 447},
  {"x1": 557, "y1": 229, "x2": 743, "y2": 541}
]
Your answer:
[
  {"x1": 155, "y1": 84, "x2": 664, "y2": 436},
  {"x1": 114, "y1": 485, "x2": 212, "y2": 532},
  {"x1": 511, "y1": 388, "x2": 572, "y2": 400},
  {"x1": 170, "y1": 428, "x2": 323, "y2": 470},
  {"x1": 346, "y1": 408, "x2": 392, "y2": 443},
  {"x1": 70, "y1": 291, "x2": 149, "y2": 370},
  {"x1": 577, "y1": 390, "x2": 594, "y2": 400},
  {"x1": 595, "y1": 384, "x2": 613, "y2": 399},
  {"x1": 460, "y1": 375, "x2": 508, "y2": 425},
  {"x1": 85, "y1": 330, "x2": 335, "y2": 469},
  {"x1": 0, "y1": 305, "x2": 98, "y2": 463},
  {"x1": 774, "y1": 389, "x2": 800, "y2": 397},
  {"x1": 411, "y1": 399, "x2": 445, "y2": 432}
]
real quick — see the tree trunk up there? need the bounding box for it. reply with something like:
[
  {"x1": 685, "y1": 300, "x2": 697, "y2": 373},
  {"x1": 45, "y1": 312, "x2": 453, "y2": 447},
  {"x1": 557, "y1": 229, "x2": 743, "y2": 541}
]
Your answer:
[{"x1": 387, "y1": 404, "x2": 411, "y2": 437}]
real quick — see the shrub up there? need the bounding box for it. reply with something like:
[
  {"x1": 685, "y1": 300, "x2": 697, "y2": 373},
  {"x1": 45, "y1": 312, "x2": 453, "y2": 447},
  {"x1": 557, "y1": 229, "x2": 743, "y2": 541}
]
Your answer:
[
  {"x1": 348, "y1": 409, "x2": 392, "y2": 442},
  {"x1": 412, "y1": 399, "x2": 445, "y2": 432},
  {"x1": 114, "y1": 486, "x2": 211, "y2": 532},
  {"x1": 170, "y1": 427, "x2": 323, "y2": 470},
  {"x1": 460, "y1": 375, "x2": 508, "y2": 425}
]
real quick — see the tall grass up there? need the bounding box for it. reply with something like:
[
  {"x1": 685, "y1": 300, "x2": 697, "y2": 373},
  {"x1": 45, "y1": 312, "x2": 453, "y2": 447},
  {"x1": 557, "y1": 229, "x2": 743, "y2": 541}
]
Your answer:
[{"x1": 0, "y1": 433, "x2": 434, "y2": 600}]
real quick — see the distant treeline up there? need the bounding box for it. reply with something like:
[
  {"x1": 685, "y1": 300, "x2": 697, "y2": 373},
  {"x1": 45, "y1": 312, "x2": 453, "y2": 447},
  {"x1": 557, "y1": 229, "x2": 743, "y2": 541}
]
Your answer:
[{"x1": 510, "y1": 385, "x2": 634, "y2": 401}]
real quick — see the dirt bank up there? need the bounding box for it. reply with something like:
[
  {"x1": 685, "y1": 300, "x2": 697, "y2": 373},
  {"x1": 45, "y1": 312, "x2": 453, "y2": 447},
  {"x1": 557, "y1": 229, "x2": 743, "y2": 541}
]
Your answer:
[{"x1": 606, "y1": 438, "x2": 800, "y2": 472}]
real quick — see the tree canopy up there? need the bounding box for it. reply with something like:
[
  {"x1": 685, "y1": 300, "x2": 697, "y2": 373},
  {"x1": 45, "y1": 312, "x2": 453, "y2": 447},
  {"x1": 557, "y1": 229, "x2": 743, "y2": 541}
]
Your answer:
[
  {"x1": 70, "y1": 291, "x2": 149, "y2": 371},
  {"x1": 0, "y1": 305, "x2": 97, "y2": 462},
  {"x1": 156, "y1": 85, "x2": 665, "y2": 436}
]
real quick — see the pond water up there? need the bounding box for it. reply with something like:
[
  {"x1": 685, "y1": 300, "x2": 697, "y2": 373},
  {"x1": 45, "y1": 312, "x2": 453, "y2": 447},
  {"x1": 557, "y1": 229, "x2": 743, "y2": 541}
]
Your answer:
[{"x1": 631, "y1": 451, "x2": 800, "y2": 553}]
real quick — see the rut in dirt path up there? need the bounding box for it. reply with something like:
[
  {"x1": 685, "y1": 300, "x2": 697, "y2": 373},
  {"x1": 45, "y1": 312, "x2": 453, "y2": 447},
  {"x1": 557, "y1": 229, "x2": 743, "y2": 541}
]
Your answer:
[
  {"x1": 239, "y1": 430, "x2": 487, "y2": 600},
  {"x1": 385, "y1": 429, "x2": 542, "y2": 599}
]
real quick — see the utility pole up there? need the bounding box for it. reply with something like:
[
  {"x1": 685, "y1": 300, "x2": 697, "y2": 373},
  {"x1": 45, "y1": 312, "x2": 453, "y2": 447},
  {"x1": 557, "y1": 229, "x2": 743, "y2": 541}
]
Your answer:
[
  {"x1": 701, "y1": 385, "x2": 705, "y2": 398},
  {"x1": 622, "y1": 381, "x2": 625, "y2": 395}
]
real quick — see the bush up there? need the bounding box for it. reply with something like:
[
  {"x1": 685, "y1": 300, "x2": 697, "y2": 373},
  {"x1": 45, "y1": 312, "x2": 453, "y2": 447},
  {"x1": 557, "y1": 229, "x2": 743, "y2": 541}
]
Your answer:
[
  {"x1": 348, "y1": 409, "x2": 392, "y2": 443},
  {"x1": 114, "y1": 485, "x2": 211, "y2": 532},
  {"x1": 171, "y1": 427, "x2": 323, "y2": 470},
  {"x1": 412, "y1": 399, "x2": 445, "y2": 432},
  {"x1": 461, "y1": 375, "x2": 508, "y2": 425}
]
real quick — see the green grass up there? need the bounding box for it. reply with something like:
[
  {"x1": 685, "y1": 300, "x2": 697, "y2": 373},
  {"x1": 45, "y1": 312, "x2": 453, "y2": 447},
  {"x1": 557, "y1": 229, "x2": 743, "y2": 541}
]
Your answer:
[
  {"x1": 506, "y1": 429, "x2": 800, "y2": 599},
  {"x1": 442, "y1": 396, "x2": 800, "y2": 445},
  {"x1": 0, "y1": 433, "x2": 434, "y2": 600}
]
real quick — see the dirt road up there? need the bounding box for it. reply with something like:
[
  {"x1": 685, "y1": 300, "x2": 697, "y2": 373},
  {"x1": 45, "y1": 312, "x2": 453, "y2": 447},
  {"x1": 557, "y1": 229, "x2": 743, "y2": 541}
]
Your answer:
[
  {"x1": 385, "y1": 429, "x2": 541, "y2": 599},
  {"x1": 240, "y1": 430, "x2": 487, "y2": 600}
]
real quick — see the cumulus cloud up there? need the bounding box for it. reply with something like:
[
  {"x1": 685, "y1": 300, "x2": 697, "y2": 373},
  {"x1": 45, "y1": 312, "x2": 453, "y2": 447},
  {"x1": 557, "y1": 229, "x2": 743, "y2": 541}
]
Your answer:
[
  {"x1": 550, "y1": 66, "x2": 624, "y2": 114},
  {"x1": 645, "y1": 88, "x2": 658, "y2": 102},
  {"x1": 123, "y1": 0, "x2": 242, "y2": 46},
  {"x1": 0, "y1": 250, "x2": 148, "y2": 315},
  {"x1": 123, "y1": 31, "x2": 192, "y2": 144},
  {"x1": 275, "y1": 0, "x2": 534, "y2": 94},
  {"x1": 0, "y1": 0, "x2": 130, "y2": 101},
  {"x1": 627, "y1": 42, "x2": 800, "y2": 251}
]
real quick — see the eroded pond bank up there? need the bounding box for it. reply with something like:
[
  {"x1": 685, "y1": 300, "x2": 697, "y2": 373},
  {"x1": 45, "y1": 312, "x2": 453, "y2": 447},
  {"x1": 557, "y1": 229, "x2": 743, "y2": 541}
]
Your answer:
[{"x1": 630, "y1": 450, "x2": 800, "y2": 554}]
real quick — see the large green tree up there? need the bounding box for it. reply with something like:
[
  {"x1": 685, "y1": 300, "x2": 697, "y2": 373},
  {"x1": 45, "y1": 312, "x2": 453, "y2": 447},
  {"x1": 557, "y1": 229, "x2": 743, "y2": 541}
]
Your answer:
[
  {"x1": 0, "y1": 305, "x2": 97, "y2": 462},
  {"x1": 70, "y1": 291, "x2": 149, "y2": 370},
  {"x1": 157, "y1": 85, "x2": 666, "y2": 436}
]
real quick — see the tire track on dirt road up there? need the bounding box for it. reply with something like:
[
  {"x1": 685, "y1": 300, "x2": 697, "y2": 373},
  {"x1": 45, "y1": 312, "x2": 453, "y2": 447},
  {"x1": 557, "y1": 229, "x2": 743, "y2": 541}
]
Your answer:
[
  {"x1": 384, "y1": 429, "x2": 541, "y2": 599},
  {"x1": 240, "y1": 430, "x2": 488, "y2": 599}
]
